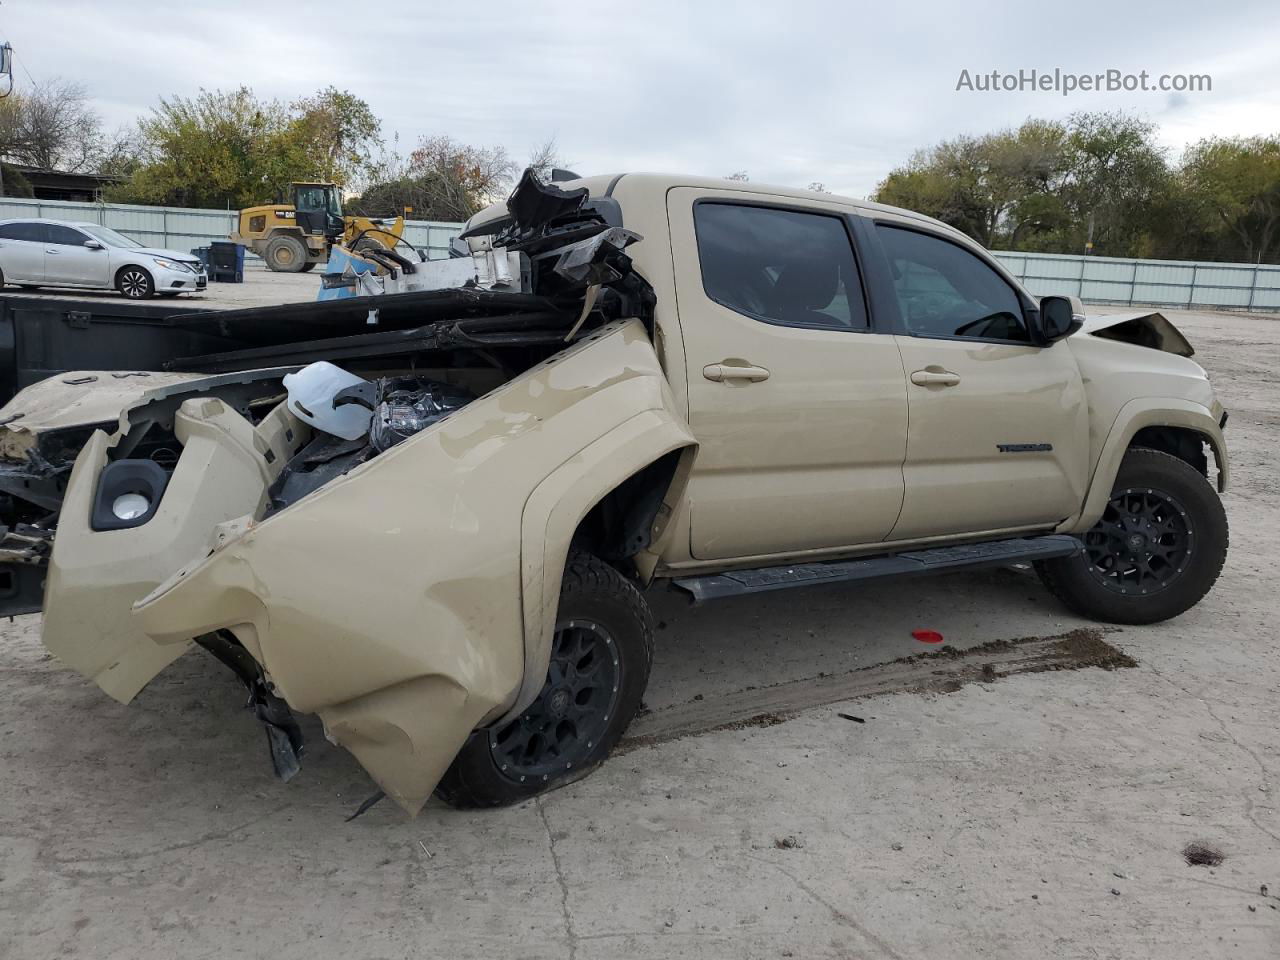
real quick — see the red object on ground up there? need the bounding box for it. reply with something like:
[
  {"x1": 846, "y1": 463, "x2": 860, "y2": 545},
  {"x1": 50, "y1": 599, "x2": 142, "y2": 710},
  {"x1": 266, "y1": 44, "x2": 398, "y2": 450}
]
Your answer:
[{"x1": 912, "y1": 629, "x2": 944, "y2": 644}]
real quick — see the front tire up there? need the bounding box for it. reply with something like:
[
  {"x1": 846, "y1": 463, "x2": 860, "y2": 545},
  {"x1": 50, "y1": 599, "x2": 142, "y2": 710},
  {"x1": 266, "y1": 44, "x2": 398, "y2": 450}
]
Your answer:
[
  {"x1": 1036, "y1": 448, "x2": 1228, "y2": 624},
  {"x1": 264, "y1": 235, "x2": 308, "y2": 273},
  {"x1": 116, "y1": 266, "x2": 154, "y2": 299},
  {"x1": 436, "y1": 551, "x2": 653, "y2": 808}
]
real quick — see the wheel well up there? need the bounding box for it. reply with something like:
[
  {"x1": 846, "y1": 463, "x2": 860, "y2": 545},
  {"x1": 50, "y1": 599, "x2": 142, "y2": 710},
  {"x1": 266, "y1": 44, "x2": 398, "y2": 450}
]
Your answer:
[
  {"x1": 572, "y1": 450, "x2": 686, "y2": 563},
  {"x1": 114, "y1": 263, "x2": 151, "y2": 284},
  {"x1": 1129, "y1": 425, "x2": 1211, "y2": 478}
]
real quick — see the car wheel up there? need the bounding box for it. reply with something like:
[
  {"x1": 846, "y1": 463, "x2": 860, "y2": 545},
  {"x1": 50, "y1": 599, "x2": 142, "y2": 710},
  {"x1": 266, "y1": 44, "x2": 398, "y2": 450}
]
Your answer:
[
  {"x1": 116, "y1": 266, "x2": 154, "y2": 299},
  {"x1": 435, "y1": 551, "x2": 654, "y2": 808},
  {"x1": 1035, "y1": 447, "x2": 1228, "y2": 624},
  {"x1": 264, "y1": 235, "x2": 308, "y2": 273}
]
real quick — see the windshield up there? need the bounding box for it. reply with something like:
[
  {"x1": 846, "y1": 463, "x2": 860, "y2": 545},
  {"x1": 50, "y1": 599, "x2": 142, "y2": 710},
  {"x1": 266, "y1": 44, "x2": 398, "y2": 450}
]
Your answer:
[
  {"x1": 81, "y1": 225, "x2": 144, "y2": 248},
  {"x1": 295, "y1": 186, "x2": 342, "y2": 218}
]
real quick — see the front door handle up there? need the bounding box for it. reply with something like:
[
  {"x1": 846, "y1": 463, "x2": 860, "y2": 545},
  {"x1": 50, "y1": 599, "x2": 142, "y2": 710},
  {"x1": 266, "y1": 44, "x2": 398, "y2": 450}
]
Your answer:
[
  {"x1": 45, "y1": 248, "x2": 61, "y2": 255},
  {"x1": 703, "y1": 362, "x2": 771, "y2": 383},
  {"x1": 910, "y1": 369, "x2": 961, "y2": 387}
]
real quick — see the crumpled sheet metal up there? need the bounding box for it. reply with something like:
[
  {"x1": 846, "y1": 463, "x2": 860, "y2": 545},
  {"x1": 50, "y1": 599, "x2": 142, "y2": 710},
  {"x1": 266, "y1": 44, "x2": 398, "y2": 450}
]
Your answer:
[
  {"x1": 41, "y1": 396, "x2": 293, "y2": 702},
  {"x1": 135, "y1": 319, "x2": 688, "y2": 814}
]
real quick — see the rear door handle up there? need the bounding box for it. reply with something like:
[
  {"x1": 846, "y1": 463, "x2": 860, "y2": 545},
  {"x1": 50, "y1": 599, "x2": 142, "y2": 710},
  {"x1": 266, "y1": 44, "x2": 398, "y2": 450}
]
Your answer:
[
  {"x1": 703, "y1": 363, "x2": 771, "y2": 383},
  {"x1": 910, "y1": 369, "x2": 961, "y2": 387},
  {"x1": 46, "y1": 248, "x2": 60, "y2": 255}
]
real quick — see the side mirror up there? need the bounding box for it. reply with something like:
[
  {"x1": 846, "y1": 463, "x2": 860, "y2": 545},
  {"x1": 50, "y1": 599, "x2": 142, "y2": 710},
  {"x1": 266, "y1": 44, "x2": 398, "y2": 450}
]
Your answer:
[
  {"x1": 83, "y1": 239, "x2": 103, "y2": 250},
  {"x1": 1038, "y1": 295, "x2": 1084, "y2": 343}
]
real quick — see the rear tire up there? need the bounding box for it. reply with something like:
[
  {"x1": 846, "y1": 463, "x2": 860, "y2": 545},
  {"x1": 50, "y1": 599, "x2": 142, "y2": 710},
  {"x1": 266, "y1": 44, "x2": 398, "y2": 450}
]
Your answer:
[
  {"x1": 116, "y1": 266, "x2": 154, "y2": 299},
  {"x1": 1035, "y1": 447, "x2": 1227, "y2": 624},
  {"x1": 264, "y1": 235, "x2": 308, "y2": 273},
  {"x1": 435, "y1": 551, "x2": 653, "y2": 808}
]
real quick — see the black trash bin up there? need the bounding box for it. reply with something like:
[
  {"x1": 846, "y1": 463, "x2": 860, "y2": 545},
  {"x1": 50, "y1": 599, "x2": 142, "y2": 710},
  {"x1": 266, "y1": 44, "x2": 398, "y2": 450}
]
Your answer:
[{"x1": 207, "y1": 241, "x2": 245, "y2": 283}]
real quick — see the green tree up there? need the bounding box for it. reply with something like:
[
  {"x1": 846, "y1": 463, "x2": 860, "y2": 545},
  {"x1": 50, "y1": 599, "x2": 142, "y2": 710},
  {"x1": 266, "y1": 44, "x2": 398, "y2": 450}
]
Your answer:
[
  {"x1": 110, "y1": 86, "x2": 380, "y2": 209},
  {"x1": 874, "y1": 112, "x2": 1170, "y2": 257},
  {"x1": 288, "y1": 86, "x2": 381, "y2": 188},
  {"x1": 1180, "y1": 135, "x2": 1280, "y2": 263},
  {"x1": 1056, "y1": 111, "x2": 1169, "y2": 256},
  {"x1": 875, "y1": 119, "x2": 1070, "y2": 248}
]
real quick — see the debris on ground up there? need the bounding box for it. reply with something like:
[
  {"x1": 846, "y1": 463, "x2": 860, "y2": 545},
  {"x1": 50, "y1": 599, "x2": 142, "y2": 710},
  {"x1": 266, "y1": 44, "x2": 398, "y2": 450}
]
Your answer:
[
  {"x1": 774, "y1": 836, "x2": 804, "y2": 850},
  {"x1": 912, "y1": 629, "x2": 944, "y2": 644},
  {"x1": 1182, "y1": 841, "x2": 1226, "y2": 867}
]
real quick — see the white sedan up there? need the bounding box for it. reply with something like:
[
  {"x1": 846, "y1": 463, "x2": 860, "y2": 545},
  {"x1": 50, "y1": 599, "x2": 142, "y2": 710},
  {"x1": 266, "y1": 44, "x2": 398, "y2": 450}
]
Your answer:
[{"x1": 0, "y1": 219, "x2": 207, "y2": 299}]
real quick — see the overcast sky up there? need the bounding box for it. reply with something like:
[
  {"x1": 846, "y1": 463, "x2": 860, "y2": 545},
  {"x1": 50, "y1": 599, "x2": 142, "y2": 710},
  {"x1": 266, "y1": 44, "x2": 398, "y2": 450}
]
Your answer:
[{"x1": 8, "y1": 0, "x2": 1279, "y2": 197}]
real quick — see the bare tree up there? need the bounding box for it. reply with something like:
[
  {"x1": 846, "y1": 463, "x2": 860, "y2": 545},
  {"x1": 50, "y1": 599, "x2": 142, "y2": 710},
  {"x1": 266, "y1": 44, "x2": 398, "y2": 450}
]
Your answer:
[
  {"x1": 806, "y1": 181, "x2": 830, "y2": 194},
  {"x1": 0, "y1": 78, "x2": 105, "y2": 172},
  {"x1": 527, "y1": 135, "x2": 567, "y2": 180},
  {"x1": 725, "y1": 170, "x2": 750, "y2": 181},
  {"x1": 350, "y1": 135, "x2": 518, "y2": 221}
]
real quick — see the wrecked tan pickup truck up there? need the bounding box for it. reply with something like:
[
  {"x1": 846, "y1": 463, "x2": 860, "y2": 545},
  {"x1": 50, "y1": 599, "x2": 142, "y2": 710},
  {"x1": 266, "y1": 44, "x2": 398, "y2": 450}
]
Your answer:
[{"x1": 0, "y1": 171, "x2": 1229, "y2": 815}]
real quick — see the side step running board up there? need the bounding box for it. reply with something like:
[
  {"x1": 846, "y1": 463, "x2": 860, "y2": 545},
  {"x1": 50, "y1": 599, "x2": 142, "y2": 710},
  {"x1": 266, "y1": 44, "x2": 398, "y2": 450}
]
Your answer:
[{"x1": 670, "y1": 535, "x2": 1082, "y2": 604}]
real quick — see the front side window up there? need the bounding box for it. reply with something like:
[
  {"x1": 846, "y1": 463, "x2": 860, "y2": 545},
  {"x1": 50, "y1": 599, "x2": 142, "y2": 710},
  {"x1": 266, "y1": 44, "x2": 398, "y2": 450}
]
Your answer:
[
  {"x1": 46, "y1": 224, "x2": 90, "y2": 246},
  {"x1": 877, "y1": 225, "x2": 1029, "y2": 342},
  {"x1": 0, "y1": 222, "x2": 47, "y2": 243},
  {"x1": 694, "y1": 202, "x2": 868, "y2": 330}
]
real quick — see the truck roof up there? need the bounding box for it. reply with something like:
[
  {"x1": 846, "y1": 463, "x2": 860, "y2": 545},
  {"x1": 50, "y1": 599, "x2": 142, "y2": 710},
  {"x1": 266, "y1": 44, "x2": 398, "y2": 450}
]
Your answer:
[{"x1": 466, "y1": 171, "x2": 968, "y2": 241}]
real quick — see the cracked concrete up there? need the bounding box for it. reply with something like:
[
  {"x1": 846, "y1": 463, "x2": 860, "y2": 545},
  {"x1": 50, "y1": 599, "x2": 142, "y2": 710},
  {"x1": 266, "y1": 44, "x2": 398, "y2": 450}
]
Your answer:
[
  {"x1": 0, "y1": 307, "x2": 1277, "y2": 959},
  {"x1": 538, "y1": 798, "x2": 579, "y2": 960}
]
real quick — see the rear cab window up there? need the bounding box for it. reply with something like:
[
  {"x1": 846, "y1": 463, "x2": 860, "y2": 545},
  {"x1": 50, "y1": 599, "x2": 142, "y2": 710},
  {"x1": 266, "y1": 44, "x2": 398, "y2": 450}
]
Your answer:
[{"x1": 694, "y1": 202, "x2": 868, "y2": 331}]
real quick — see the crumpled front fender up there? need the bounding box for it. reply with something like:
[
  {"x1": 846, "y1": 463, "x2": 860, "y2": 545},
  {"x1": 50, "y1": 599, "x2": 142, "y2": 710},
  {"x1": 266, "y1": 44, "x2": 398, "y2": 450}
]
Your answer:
[
  {"x1": 135, "y1": 319, "x2": 694, "y2": 814},
  {"x1": 41, "y1": 396, "x2": 301, "y2": 702}
]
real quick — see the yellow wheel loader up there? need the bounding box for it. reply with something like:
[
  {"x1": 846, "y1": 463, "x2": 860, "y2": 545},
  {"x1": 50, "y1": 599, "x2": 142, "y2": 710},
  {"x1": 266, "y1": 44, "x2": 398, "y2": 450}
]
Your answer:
[{"x1": 232, "y1": 182, "x2": 407, "y2": 273}]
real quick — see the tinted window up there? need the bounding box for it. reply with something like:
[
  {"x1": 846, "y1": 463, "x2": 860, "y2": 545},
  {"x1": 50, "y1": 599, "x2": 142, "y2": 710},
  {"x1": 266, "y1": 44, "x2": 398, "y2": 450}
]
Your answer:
[
  {"x1": 0, "y1": 222, "x2": 47, "y2": 243},
  {"x1": 46, "y1": 224, "x2": 90, "y2": 246},
  {"x1": 877, "y1": 225, "x2": 1029, "y2": 342},
  {"x1": 694, "y1": 203, "x2": 867, "y2": 330}
]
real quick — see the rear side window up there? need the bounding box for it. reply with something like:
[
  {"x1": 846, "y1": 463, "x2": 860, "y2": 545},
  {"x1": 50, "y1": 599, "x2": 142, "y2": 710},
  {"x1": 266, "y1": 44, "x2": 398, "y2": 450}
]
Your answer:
[
  {"x1": 0, "y1": 222, "x2": 46, "y2": 243},
  {"x1": 694, "y1": 202, "x2": 868, "y2": 330},
  {"x1": 46, "y1": 224, "x2": 90, "y2": 246},
  {"x1": 876, "y1": 225, "x2": 1029, "y2": 342}
]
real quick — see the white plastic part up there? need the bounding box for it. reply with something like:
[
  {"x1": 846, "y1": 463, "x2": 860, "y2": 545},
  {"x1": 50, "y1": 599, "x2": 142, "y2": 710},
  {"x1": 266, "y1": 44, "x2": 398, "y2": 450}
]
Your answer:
[{"x1": 281, "y1": 362, "x2": 372, "y2": 440}]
